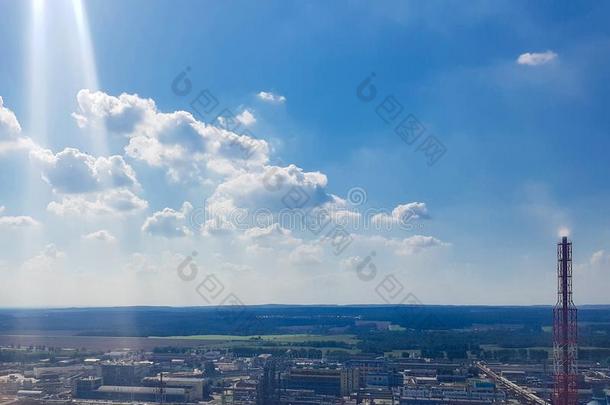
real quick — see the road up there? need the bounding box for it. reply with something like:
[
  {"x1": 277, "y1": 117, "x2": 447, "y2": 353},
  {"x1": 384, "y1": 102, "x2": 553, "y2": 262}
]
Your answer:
[{"x1": 476, "y1": 361, "x2": 549, "y2": 405}]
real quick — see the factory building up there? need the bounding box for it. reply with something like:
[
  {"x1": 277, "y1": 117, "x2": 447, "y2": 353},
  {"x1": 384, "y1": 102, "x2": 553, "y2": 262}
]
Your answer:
[
  {"x1": 142, "y1": 375, "x2": 206, "y2": 400},
  {"x1": 282, "y1": 367, "x2": 360, "y2": 396},
  {"x1": 101, "y1": 362, "x2": 152, "y2": 386},
  {"x1": 77, "y1": 385, "x2": 190, "y2": 402}
]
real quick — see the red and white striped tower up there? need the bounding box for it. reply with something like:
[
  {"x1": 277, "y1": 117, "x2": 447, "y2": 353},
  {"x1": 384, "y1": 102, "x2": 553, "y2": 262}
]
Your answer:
[{"x1": 553, "y1": 236, "x2": 578, "y2": 405}]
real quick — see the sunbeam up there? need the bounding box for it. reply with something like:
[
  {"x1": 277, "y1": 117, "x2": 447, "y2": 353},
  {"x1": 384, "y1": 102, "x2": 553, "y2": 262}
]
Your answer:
[{"x1": 71, "y1": 0, "x2": 109, "y2": 158}]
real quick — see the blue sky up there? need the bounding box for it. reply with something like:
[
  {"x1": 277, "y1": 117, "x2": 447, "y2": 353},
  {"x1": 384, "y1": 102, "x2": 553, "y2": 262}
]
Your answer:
[{"x1": 0, "y1": 0, "x2": 609, "y2": 306}]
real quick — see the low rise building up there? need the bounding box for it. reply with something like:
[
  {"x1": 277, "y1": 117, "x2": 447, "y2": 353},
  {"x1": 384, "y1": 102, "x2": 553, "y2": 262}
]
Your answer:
[{"x1": 142, "y1": 375, "x2": 206, "y2": 400}]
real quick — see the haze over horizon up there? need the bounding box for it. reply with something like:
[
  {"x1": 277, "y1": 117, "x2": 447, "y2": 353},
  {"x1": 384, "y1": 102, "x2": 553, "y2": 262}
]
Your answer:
[{"x1": 1, "y1": 0, "x2": 610, "y2": 307}]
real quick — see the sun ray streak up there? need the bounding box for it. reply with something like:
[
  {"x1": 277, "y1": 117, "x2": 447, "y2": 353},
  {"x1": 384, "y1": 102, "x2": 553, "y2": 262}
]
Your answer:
[{"x1": 71, "y1": 0, "x2": 109, "y2": 158}]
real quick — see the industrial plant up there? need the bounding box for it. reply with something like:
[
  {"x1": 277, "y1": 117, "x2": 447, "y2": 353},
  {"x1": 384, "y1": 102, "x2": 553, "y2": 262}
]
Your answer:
[{"x1": 1, "y1": 238, "x2": 609, "y2": 405}]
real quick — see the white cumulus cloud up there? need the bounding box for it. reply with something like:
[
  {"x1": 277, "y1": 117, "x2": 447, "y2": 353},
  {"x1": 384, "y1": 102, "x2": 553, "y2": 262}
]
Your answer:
[
  {"x1": 240, "y1": 223, "x2": 301, "y2": 255},
  {"x1": 30, "y1": 147, "x2": 139, "y2": 194},
  {"x1": 72, "y1": 89, "x2": 155, "y2": 133},
  {"x1": 0, "y1": 215, "x2": 40, "y2": 228},
  {"x1": 22, "y1": 244, "x2": 66, "y2": 272},
  {"x1": 589, "y1": 250, "x2": 609, "y2": 267},
  {"x1": 236, "y1": 109, "x2": 256, "y2": 126},
  {"x1": 208, "y1": 164, "x2": 334, "y2": 215},
  {"x1": 371, "y1": 202, "x2": 429, "y2": 227},
  {"x1": 257, "y1": 91, "x2": 286, "y2": 104},
  {"x1": 0, "y1": 96, "x2": 36, "y2": 154},
  {"x1": 141, "y1": 202, "x2": 194, "y2": 238},
  {"x1": 242, "y1": 223, "x2": 299, "y2": 245},
  {"x1": 388, "y1": 235, "x2": 449, "y2": 256},
  {"x1": 73, "y1": 90, "x2": 269, "y2": 183},
  {"x1": 82, "y1": 230, "x2": 117, "y2": 243},
  {"x1": 517, "y1": 50, "x2": 557, "y2": 66},
  {"x1": 47, "y1": 189, "x2": 148, "y2": 217},
  {"x1": 340, "y1": 256, "x2": 363, "y2": 271},
  {"x1": 0, "y1": 96, "x2": 22, "y2": 140},
  {"x1": 0, "y1": 206, "x2": 40, "y2": 228}
]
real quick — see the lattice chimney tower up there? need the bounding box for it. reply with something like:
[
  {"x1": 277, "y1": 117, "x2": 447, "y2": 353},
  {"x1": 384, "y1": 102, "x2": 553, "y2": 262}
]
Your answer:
[{"x1": 553, "y1": 236, "x2": 578, "y2": 405}]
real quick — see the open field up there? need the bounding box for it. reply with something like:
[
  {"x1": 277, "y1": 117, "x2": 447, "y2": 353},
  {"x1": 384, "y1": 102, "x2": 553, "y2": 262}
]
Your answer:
[
  {"x1": 0, "y1": 334, "x2": 225, "y2": 351},
  {"x1": 384, "y1": 349, "x2": 420, "y2": 358},
  {"x1": 153, "y1": 334, "x2": 358, "y2": 344},
  {"x1": 0, "y1": 333, "x2": 359, "y2": 352}
]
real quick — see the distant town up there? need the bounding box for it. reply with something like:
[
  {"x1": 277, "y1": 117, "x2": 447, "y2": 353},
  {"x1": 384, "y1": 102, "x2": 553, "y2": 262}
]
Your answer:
[{"x1": 0, "y1": 304, "x2": 609, "y2": 405}]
